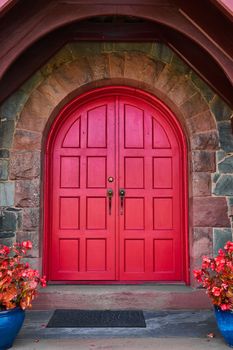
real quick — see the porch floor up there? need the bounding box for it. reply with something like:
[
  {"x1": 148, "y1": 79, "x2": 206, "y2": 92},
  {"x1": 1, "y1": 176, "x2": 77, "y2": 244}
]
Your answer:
[
  {"x1": 11, "y1": 285, "x2": 229, "y2": 350},
  {"x1": 12, "y1": 309, "x2": 229, "y2": 349}
]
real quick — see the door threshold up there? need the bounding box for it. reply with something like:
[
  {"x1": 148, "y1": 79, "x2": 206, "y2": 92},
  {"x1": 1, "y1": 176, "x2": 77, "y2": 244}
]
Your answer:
[{"x1": 47, "y1": 281, "x2": 187, "y2": 286}]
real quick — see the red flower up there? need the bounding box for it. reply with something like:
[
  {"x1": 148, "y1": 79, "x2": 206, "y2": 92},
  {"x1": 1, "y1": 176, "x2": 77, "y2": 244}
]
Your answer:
[
  {"x1": 202, "y1": 257, "x2": 211, "y2": 269},
  {"x1": 193, "y1": 269, "x2": 203, "y2": 282},
  {"x1": 0, "y1": 246, "x2": 10, "y2": 255},
  {"x1": 22, "y1": 241, "x2": 32, "y2": 249},
  {"x1": 224, "y1": 241, "x2": 233, "y2": 252},
  {"x1": 0, "y1": 241, "x2": 46, "y2": 311},
  {"x1": 40, "y1": 276, "x2": 47, "y2": 288},
  {"x1": 212, "y1": 287, "x2": 221, "y2": 297},
  {"x1": 193, "y1": 241, "x2": 233, "y2": 311},
  {"x1": 221, "y1": 304, "x2": 231, "y2": 311},
  {"x1": 221, "y1": 283, "x2": 228, "y2": 290}
]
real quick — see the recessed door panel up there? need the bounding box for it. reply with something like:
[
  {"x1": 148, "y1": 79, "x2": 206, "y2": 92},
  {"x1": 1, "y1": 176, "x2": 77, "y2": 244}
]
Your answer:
[
  {"x1": 49, "y1": 89, "x2": 186, "y2": 282},
  {"x1": 87, "y1": 105, "x2": 107, "y2": 148},
  {"x1": 60, "y1": 156, "x2": 80, "y2": 188}
]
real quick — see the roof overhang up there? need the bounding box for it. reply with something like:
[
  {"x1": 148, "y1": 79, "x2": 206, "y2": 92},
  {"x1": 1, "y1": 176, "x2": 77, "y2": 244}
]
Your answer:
[{"x1": 0, "y1": 0, "x2": 232, "y2": 106}]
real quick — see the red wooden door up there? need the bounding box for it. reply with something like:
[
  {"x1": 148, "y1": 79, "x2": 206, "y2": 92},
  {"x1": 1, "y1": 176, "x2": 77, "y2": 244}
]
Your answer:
[
  {"x1": 48, "y1": 89, "x2": 186, "y2": 282},
  {"x1": 118, "y1": 96, "x2": 182, "y2": 281},
  {"x1": 51, "y1": 97, "x2": 116, "y2": 280}
]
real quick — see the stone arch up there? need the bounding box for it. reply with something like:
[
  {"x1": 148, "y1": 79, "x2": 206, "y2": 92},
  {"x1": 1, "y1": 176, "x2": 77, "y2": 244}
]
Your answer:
[{"x1": 1, "y1": 43, "x2": 231, "y2": 284}]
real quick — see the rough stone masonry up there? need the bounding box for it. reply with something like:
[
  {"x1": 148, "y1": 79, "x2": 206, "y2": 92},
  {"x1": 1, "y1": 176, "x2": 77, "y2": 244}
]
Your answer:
[{"x1": 0, "y1": 42, "x2": 233, "y2": 283}]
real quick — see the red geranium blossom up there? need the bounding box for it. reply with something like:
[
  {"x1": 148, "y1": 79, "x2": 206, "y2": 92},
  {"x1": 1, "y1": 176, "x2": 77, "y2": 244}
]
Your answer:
[
  {"x1": 194, "y1": 241, "x2": 233, "y2": 311},
  {"x1": 0, "y1": 241, "x2": 46, "y2": 310}
]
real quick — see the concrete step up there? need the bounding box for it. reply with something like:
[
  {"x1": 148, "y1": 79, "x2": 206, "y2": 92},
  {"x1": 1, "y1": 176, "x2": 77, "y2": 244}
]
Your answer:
[{"x1": 33, "y1": 285, "x2": 211, "y2": 310}]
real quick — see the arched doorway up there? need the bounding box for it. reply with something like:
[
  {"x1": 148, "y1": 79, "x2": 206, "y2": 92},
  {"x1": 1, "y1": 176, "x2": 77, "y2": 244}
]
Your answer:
[{"x1": 44, "y1": 86, "x2": 188, "y2": 283}]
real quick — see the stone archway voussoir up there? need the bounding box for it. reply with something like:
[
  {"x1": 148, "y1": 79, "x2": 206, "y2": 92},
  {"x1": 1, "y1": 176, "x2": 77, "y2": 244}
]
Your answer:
[{"x1": 17, "y1": 89, "x2": 56, "y2": 133}]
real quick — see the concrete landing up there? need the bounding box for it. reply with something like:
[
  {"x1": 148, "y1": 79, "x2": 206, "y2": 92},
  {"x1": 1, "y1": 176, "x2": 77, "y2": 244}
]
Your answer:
[
  {"x1": 33, "y1": 285, "x2": 211, "y2": 310},
  {"x1": 12, "y1": 309, "x2": 229, "y2": 349},
  {"x1": 13, "y1": 337, "x2": 229, "y2": 350}
]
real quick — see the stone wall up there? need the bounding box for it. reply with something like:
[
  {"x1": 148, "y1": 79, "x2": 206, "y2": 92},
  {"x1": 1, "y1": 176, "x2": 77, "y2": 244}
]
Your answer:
[{"x1": 0, "y1": 42, "x2": 233, "y2": 282}]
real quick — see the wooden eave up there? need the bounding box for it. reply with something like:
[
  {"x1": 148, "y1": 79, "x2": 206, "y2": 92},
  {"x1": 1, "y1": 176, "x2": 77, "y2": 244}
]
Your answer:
[{"x1": 0, "y1": 0, "x2": 232, "y2": 107}]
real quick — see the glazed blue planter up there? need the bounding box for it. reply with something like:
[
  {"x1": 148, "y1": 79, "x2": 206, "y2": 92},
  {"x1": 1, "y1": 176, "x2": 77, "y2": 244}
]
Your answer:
[
  {"x1": 0, "y1": 307, "x2": 25, "y2": 350},
  {"x1": 214, "y1": 306, "x2": 233, "y2": 347}
]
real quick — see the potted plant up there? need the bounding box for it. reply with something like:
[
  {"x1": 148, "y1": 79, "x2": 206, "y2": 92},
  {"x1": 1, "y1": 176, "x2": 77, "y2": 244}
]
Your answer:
[
  {"x1": 194, "y1": 241, "x2": 233, "y2": 347},
  {"x1": 0, "y1": 241, "x2": 46, "y2": 350}
]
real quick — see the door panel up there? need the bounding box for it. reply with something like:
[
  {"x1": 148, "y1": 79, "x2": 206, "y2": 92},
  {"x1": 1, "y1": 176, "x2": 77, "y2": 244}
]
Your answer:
[
  {"x1": 49, "y1": 92, "x2": 184, "y2": 282},
  {"x1": 118, "y1": 96, "x2": 182, "y2": 281},
  {"x1": 51, "y1": 98, "x2": 116, "y2": 280}
]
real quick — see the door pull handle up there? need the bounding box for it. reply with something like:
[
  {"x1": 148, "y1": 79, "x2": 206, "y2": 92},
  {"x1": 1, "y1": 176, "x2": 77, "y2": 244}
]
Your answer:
[
  {"x1": 119, "y1": 189, "x2": 125, "y2": 215},
  {"x1": 107, "y1": 189, "x2": 114, "y2": 215}
]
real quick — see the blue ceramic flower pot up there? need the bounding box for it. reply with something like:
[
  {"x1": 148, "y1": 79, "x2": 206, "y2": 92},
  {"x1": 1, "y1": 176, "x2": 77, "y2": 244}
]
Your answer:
[
  {"x1": 214, "y1": 306, "x2": 233, "y2": 347},
  {"x1": 0, "y1": 307, "x2": 25, "y2": 350}
]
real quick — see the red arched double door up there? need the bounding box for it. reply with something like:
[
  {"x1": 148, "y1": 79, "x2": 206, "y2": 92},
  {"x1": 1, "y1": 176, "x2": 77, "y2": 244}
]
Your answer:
[{"x1": 45, "y1": 87, "x2": 188, "y2": 283}]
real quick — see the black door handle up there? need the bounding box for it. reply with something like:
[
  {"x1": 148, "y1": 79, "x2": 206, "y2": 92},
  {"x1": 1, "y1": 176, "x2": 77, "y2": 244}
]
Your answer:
[
  {"x1": 119, "y1": 189, "x2": 125, "y2": 215},
  {"x1": 107, "y1": 189, "x2": 114, "y2": 215}
]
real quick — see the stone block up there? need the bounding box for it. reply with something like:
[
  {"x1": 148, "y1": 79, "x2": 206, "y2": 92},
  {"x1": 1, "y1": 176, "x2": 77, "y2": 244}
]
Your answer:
[
  {"x1": 140, "y1": 57, "x2": 165, "y2": 86},
  {"x1": 193, "y1": 197, "x2": 230, "y2": 227},
  {"x1": 41, "y1": 45, "x2": 73, "y2": 76},
  {"x1": 124, "y1": 53, "x2": 145, "y2": 81},
  {"x1": 218, "y1": 155, "x2": 233, "y2": 173},
  {"x1": 12, "y1": 129, "x2": 42, "y2": 151},
  {"x1": 127, "y1": 56, "x2": 163, "y2": 87},
  {"x1": 155, "y1": 66, "x2": 181, "y2": 94},
  {"x1": 17, "y1": 89, "x2": 54, "y2": 132},
  {"x1": 0, "y1": 231, "x2": 15, "y2": 239},
  {"x1": 192, "y1": 172, "x2": 211, "y2": 197},
  {"x1": 151, "y1": 43, "x2": 173, "y2": 64},
  {"x1": 192, "y1": 151, "x2": 215, "y2": 172},
  {"x1": 190, "y1": 72, "x2": 215, "y2": 102},
  {"x1": 15, "y1": 179, "x2": 40, "y2": 208},
  {"x1": 180, "y1": 93, "x2": 209, "y2": 119},
  {"x1": 0, "y1": 120, "x2": 15, "y2": 148},
  {"x1": 109, "y1": 53, "x2": 125, "y2": 77},
  {"x1": 216, "y1": 150, "x2": 226, "y2": 163},
  {"x1": 0, "y1": 182, "x2": 14, "y2": 206},
  {"x1": 21, "y1": 71, "x2": 43, "y2": 93},
  {"x1": 218, "y1": 121, "x2": 233, "y2": 152},
  {"x1": 17, "y1": 231, "x2": 39, "y2": 257},
  {"x1": 9, "y1": 151, "x2": 40, "y2": 180},
  {"x1": 54, "y1": 57, "x2": 92, "y2": 91},
  {"x1": 192, "y1": 227, "x2": 213, "y2": 267},
  {"x1": 22, "y1": 257, "x2": 41, "y2": 271},
  {"x1": 0, "y1": 207, "x2": 21, "y2": 231},
  {"x1": 114, "y1": 42, "x2": 153, "y2": 54},
  {"x1": 0, "y1": 90, "x2": 28, "y2": 120},
  {"x1": 22, "y1": 208, "x2": 40, "y2": 231},
  {"x1": 210, "y1": 96, "x2": 232, "y2": 121},
  {"x1": 167, "y1": 77, "x2": 197, "y2": 106},
  {"x1": 228, "y1": 197, "x2": 233, "y2": 206},
  {"x1": 37, "y1": 74, "x2": 69, "y2": 106},
  {"x1": 0, "y1": 149, "x2": 9, "y2": 158},
  {"x1": 171, "y1": 54, "x2": 190, "y2": 74},
  {"x1": 212, "y1": 172, "x2": 220, "y2": 183},
  {"x1": 187, "y1": 111, "x2": 216, "y2": 133},
  {"x1": 68, "y1": 42, "x2": 103, "y2": 59},
  {"x1": 190, "y1": 131, "x2": 219, "y2": 150},
  {"x1": 0, "y1": 159, "x2": 8, "y2": 180},
  {"x1": 213, "y1": 228, "x2": 232, "y2": 255},
  {"x1": 87, "y1": 54, "x2": 110, "y2": 80},
  {"x1": 213, "y1": 175, "x2": 233, "y2": 196},
  {"x1": 0, "y1": 236, "x2": 15, "y2": 246}
]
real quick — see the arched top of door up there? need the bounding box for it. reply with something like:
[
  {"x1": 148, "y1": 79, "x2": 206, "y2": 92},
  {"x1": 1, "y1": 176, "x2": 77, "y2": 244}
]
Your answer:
[{"x1": 46, "y1": 86, "x2": 187, "y2": 157}]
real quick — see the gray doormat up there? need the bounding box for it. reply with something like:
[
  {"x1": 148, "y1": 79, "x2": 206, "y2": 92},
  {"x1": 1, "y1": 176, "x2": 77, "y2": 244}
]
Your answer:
[{"x1": 47, "y1": 309, "x2": 146, "y2": 328}]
